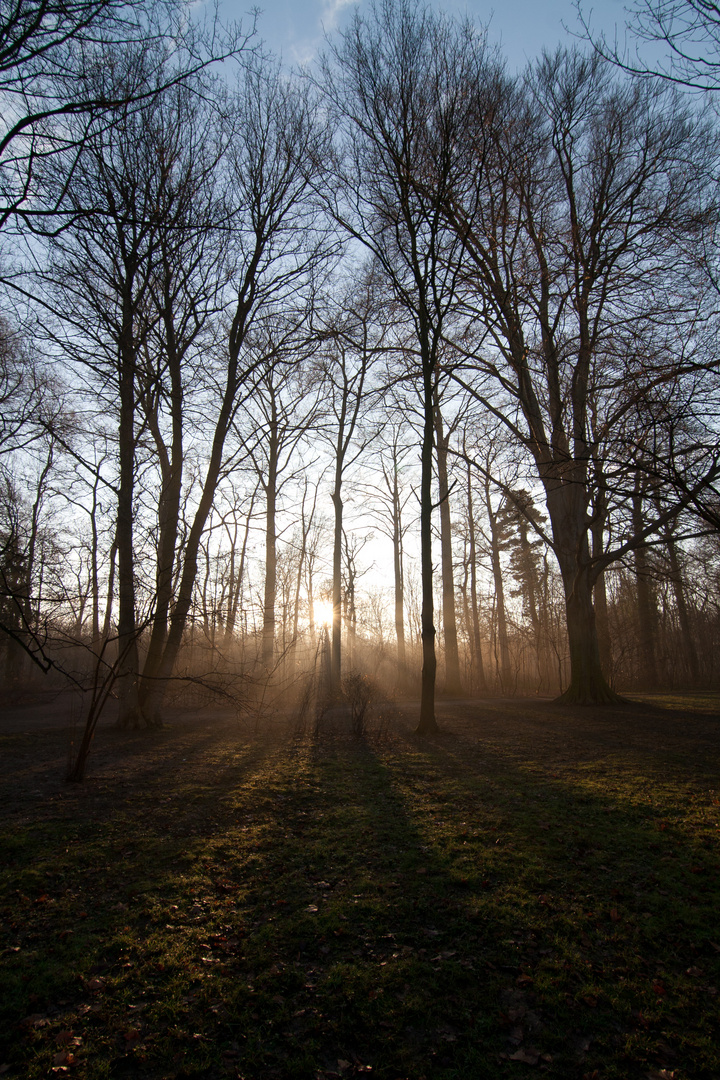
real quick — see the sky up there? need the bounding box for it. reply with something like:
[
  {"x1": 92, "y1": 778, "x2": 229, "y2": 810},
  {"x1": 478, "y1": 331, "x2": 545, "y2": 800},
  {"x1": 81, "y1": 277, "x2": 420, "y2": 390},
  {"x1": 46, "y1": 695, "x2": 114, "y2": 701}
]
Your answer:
[{"x1": 218, "y1": 0, "x2": 630, "y2": 71}]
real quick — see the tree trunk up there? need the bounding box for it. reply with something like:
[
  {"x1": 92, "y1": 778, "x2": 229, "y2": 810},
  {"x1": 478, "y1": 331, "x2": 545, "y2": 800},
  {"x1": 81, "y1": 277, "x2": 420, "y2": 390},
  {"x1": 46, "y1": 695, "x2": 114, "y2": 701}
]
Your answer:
[
  {"x1": 546, "y1": 483, "x2": 621, "y2": 704},
  {"x1": 139, "y1": 313, "x2": 183, "y2": 705},
  {"x1": 115, "y1": 316, "x2": 143, "y2": 729},
  {"x1": 262, "y1": 442, "x2": 278, "y2": 671},
  {"x1": 664, "y1": 524, "x2": 700, "y2": 683},
  {"x1": 517, "y1": 516, "x2": 544, "y2": 689},
  {"x1": 331, "y1": 486, "x2": 343, "y2": 692},
  {"x1": 434, "y1": 396, "x2": 462, "y2": 696},
  {"x1": 392, "y1": 474, "x2": 407, "y2": 682},
  {"x1": 632, "y1": 486, "x2": 658, "y2": 687},
  {"x1": 417, "y1": 369, "x2": 438, "y2": 733},
  {"x1": 556, "y1": 564, "x2": 620, "y2": 704},
  {"x1": 135, "y1": 345, "x2": 243, "y2": 726},
  {"x1": 466, "y1": 464, "x2": 487, "y2": 692},
  {"x1": 224, "y1": 488, "x2": 257, "y2": 648},
  {"x1": 485, "y1": 479, "x2": 511, "y2": 692}
]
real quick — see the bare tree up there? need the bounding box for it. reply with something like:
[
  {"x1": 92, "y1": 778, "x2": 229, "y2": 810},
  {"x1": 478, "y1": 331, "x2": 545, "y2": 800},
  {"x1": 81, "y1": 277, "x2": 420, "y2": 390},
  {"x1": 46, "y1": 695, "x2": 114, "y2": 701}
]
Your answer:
[
  {"x1": 234, "y1": 348, "x2": 321, "y2": 671},
  {"x1": 0, "y1": 0, "x2": 251, "y2": 232},
  {"x1": 313, "y1": 274, "x2": 381, "y2": 690},
  {"x1": 37, "y1": 55, "x2": 228, "y2": 726},
  {"x1": 433, "y1": 382, "x2": 466, "y2": 695},
  {"x1": 360, "y1": 419, "x2": 415, "y2": 687},
  {"x1": 321, "y1": 0, "x2": 497, "y2": 731},
  {"x1": 443, "y1": 50, "x2": 717, "y2": 702},
  {"x1": 579, "y1": 0, "x2": 720, "y2": 90},
  {"x1": 139, "y1": 59, "x2": 334, "y2": 723}
]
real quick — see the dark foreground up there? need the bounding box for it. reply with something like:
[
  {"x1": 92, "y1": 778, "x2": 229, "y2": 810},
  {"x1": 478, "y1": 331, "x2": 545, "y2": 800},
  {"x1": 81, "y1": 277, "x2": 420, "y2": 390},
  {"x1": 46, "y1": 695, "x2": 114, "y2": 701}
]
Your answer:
[{"x1": 1, "y1": 692, "x2": 719, "y2": 1079}]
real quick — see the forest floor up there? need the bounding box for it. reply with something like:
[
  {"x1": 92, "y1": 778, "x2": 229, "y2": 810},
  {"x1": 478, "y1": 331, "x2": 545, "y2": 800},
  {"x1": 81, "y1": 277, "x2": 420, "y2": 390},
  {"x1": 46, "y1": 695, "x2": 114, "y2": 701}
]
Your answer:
[{"x1": 0, "y1": 689, "x2": 719, "y2": 1080}]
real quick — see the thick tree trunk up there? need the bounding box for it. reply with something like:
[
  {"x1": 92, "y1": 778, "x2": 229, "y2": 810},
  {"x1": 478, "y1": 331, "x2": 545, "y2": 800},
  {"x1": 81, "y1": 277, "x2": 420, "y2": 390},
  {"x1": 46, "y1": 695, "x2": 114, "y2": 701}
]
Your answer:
[
  {"x1": 556, "y1": 566, "x2": 621, "y2": 704},
  {"x1": 434, "y1": 399, "x2": 462, "y2": 696},
  {"x1": 547, "y1": 483, "x2": 620, "y2": 704}
]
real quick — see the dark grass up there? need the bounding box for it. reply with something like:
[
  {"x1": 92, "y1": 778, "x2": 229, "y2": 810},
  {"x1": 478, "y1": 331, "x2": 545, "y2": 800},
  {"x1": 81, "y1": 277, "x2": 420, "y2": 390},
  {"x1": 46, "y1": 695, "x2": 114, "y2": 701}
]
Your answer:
[{"x1": 0, "y1": 694, "x2": 719, "y2": 1079}]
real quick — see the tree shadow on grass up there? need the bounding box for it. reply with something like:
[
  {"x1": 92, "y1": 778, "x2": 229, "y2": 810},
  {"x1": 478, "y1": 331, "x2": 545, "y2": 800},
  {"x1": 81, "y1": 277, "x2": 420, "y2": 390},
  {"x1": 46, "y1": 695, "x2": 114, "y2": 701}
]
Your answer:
[{"x1": 1, "y1": 705, "x2": 719, "y2": 1079}]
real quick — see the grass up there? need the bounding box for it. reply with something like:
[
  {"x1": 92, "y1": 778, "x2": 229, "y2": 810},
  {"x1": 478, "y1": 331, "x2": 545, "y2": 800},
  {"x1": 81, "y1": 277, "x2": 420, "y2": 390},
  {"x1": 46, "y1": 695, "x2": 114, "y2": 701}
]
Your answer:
[{"x1": 0, "y1": 694, "x2": 719, "y2": 1078}]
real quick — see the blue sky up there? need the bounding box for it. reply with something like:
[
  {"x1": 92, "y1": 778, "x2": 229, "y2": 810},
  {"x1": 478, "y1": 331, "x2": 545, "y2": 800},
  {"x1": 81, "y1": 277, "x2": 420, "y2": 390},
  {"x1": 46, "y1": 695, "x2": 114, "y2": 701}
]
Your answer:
[{"x1": 219, "y1": 0, "x2": 629, "y2": 71}]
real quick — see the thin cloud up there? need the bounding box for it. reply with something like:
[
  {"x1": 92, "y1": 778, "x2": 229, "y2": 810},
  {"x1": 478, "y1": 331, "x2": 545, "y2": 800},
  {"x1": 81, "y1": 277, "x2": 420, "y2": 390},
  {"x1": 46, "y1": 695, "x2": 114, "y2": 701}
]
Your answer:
[
  {"x1": 286, "y1": 0, "x2": 360, "y2": 65},
  {"x1": 321, "y1": 0, "x2": 358, "y2": 33}
]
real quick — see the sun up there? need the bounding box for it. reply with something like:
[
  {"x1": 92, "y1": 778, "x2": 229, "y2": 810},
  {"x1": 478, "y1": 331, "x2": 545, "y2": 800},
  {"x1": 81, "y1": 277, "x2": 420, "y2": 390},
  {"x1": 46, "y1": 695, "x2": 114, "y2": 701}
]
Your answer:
[{"x1": 314, "y1": 600, "x2": 335, "y2": 627}]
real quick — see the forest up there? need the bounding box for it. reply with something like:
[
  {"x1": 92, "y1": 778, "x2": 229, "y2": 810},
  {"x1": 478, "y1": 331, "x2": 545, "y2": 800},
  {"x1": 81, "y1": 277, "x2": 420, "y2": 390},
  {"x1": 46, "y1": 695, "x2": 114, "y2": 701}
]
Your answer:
[
  {"x1": 2, "y1": 0, "x2": 720, "y2": 743},
  {"x1": 2, "y1": 3, "x2": 720, "y2": 1079}
]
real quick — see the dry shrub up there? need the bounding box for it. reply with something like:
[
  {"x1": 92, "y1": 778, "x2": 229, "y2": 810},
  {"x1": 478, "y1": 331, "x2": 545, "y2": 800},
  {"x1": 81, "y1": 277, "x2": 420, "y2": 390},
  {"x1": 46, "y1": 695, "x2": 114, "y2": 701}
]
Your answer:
[{"x1": 341, "y1": 670, "x2": 376, "y2": 738}]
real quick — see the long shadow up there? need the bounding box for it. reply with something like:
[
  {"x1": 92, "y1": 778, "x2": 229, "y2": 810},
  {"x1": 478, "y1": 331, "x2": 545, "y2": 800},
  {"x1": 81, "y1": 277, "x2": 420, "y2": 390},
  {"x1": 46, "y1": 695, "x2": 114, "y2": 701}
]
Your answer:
[{"x1": 1, "y1": 705, "x2": 719, "y2": 1080}]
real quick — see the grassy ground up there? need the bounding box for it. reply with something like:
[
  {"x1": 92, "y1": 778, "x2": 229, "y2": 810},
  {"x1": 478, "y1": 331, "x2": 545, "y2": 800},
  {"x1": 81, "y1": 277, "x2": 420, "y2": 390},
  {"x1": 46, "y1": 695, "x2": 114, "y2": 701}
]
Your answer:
[{"x1": 0, "y1": 693, "x2": 719, "y2": 1079}]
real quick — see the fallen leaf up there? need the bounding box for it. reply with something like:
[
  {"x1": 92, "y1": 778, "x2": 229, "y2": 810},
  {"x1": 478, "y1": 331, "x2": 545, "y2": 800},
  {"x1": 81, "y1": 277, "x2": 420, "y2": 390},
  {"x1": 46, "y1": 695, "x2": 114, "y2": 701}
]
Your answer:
[
  {"x1": 508, "y1": 1048, "x2": 539, "y2": 1065},
  {"x1": 20, "y1": 1013, "x2": 45, "y2": 1028},
  {"x1": 52, "y1": 1051, "x2": 75, "y2": 1067},
  {"x1": 56, "y1": 1032, "x2": 81, "y2": 1047},
  {"x1": 516, "y1": 974, "x2": 534, "y2": 986}
]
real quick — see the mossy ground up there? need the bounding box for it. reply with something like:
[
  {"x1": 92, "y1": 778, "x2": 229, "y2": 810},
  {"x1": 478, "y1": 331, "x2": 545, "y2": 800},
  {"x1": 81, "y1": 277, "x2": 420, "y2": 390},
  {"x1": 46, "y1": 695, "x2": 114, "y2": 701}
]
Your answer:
[{"x1": 1, "y1": 693, "x2": 718, "y2": 1079}]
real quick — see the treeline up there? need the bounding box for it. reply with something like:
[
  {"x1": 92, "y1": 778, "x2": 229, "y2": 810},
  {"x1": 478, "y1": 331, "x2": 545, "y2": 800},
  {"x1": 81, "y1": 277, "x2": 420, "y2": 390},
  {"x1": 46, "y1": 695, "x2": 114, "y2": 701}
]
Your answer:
[{"x1": 1, "y1": 0, "x2": 720, "y2": 730}]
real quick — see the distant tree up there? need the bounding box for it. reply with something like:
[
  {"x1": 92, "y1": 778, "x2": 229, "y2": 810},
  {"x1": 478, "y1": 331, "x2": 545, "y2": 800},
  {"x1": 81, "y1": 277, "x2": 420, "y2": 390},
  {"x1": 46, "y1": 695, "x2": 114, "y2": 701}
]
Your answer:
[
  {"x1": 314, "y1": 273, "x2": 381, "y2": 690},
  {"x1": 459, "y1": 455, "x2": 488, "y2": 693},
  {"x1": 497, "y1": 490, "x2": 550, "y2": 692},
  {"x1": 235, "y1": 348, "x2": 321, "y2": 672},
  {"x1": 360, "y1": 419, "x2": 415, "y2": 688}
]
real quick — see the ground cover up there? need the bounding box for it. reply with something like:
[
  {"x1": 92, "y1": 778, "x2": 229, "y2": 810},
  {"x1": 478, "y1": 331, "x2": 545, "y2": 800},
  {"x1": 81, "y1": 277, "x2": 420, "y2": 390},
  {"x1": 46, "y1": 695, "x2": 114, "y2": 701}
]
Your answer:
[{"x1": 0, "y1": 692, "x2": 719, "y2": 1079}]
